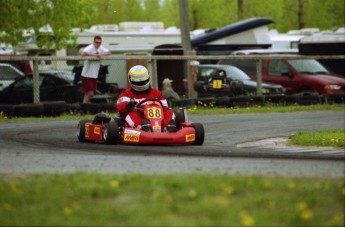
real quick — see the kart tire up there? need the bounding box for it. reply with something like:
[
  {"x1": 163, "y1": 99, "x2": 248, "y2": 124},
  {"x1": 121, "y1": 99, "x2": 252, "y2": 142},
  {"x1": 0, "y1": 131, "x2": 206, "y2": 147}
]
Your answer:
[
  {"x1": 173, "y1": 108, "x2": 186, "y2": 129},
  {"x1": 104, "y1": 121, "x2": 119, "y2": 145},
  {"x1": 77, "y1": 120, "x2": 92, "y2": 142},
  {"x1": 191, "y1": 123, "x2": 205, "y2": 145}
]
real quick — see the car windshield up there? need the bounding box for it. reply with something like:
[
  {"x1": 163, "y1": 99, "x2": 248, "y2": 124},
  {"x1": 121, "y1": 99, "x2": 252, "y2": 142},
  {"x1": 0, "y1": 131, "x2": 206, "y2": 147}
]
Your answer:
[
  {"x1": 225, "y1": 66, "x2": 251, "y2": 80},
  {"x1": 287, "y1": 59, "x2": 329, "y2": 74}
]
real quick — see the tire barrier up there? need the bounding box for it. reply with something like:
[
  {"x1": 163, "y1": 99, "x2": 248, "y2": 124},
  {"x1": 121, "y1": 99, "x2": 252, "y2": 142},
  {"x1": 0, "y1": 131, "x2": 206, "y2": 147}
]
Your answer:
[
  {"x1": 15, "y1": 103, "x2": 45, "y2": 117},
  {"x1": 0, "y1": 94, "x2": 343, "y2": 118},
  {"x1": 42, "y1": 101, "x2": 67, "y2": 117}
]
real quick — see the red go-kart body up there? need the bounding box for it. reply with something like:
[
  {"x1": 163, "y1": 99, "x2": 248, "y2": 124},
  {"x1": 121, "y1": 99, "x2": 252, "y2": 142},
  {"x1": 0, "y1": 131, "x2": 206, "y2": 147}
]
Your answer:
[{"x1": 77, "y1": 98, "x2": 204, "y2": 145}]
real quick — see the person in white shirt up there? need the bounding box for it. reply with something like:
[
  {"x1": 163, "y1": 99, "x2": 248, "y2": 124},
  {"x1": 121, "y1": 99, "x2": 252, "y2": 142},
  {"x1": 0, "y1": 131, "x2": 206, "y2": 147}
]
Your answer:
[{"x1": 80, "y1": 36, "x2": 111, "y2": 103}]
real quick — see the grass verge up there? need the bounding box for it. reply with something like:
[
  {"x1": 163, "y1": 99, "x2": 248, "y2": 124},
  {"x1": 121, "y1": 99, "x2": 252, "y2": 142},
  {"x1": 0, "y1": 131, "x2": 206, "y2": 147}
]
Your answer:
[
  {"x1": 1, "y1": 173, "x2": 344, "y2": 226},
  {"x1": 290, "y1": 129, "x2": 345, "y2": 148}
]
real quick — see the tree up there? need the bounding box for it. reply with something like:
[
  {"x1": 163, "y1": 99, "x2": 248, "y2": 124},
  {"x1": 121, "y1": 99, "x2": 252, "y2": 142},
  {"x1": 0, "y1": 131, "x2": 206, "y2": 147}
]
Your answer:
[{"x1": 0, "y1": 0, "x2": 93, "y2": 50}]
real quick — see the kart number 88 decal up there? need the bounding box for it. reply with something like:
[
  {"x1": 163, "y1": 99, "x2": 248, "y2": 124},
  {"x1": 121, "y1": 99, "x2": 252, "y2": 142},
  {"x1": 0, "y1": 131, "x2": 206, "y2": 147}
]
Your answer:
[{"x1": 147, "y1": 107, "x2": 162, "y2": 119}]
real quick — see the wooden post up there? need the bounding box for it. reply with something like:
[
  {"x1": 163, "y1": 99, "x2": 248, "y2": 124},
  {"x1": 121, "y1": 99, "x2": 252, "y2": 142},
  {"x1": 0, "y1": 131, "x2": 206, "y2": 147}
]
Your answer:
[
  {"x1": 33, "y1": 59, "x2": 40, "y2": 103},
  {"x1": 187, "y1": 50, "x2": 197, "y2": 99},
  {"x1": 256, "y1": 59, "x2": 262, "y2": 96}
]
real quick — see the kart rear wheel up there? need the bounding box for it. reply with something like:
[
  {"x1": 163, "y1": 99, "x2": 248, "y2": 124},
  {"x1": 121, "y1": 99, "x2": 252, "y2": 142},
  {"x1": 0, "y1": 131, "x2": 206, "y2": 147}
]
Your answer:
[
  {"x1": 191, "y1": 123, "x2": 204, "y2": 145},
  {"x1": 77, "y1": 120, "x2": 92, "y2": 142},
  {"x1": 103, "y1": 121, "x2": 119, "y2": 145}
]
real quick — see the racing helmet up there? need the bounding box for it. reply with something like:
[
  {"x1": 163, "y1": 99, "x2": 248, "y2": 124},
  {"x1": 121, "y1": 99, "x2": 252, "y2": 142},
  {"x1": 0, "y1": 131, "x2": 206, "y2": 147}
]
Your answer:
[{"x1": 128, "y1": 65, "x2": 150, "y2": 92}]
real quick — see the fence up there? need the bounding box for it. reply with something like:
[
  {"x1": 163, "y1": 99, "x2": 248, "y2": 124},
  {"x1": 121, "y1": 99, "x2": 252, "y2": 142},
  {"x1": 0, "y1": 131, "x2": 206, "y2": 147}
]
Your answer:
[{"x1": 0, "y1": 54, "x2": 344, "y2": 117}]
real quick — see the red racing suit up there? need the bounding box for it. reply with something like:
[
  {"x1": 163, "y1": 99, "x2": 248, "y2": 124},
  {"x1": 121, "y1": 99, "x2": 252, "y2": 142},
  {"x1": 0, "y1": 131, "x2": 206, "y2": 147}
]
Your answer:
[{"x1": 116, "y1": 87, "x2": 175, "y2": 129}]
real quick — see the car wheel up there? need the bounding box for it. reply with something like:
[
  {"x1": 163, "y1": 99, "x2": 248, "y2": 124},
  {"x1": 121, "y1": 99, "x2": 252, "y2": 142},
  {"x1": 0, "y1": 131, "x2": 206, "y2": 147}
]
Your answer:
[
  {"x1": 103, "y1": 121, "x2": 119, "y2": 145},
  {"x1": 77, "y1": 120, "x2": 92, "y2": 142},
  {"x1": 191, "y1": 123, "x2": 205, "y2": 145}
]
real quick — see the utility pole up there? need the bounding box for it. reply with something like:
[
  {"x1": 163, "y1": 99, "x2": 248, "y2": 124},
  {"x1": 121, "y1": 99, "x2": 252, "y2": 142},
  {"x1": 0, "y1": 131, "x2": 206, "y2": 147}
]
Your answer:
[
  {"x1": 179, "y1": 0, "x2": 197, "y2": 98},
  {"x1": 179, "y1": 0, "x2": 192, "y2": 52}
]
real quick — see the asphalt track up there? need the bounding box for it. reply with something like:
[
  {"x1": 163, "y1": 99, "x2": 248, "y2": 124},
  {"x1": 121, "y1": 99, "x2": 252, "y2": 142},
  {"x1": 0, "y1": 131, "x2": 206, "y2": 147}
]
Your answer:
[{"x1": 0, "y1": 111, "x2": 344, "y2": 177}]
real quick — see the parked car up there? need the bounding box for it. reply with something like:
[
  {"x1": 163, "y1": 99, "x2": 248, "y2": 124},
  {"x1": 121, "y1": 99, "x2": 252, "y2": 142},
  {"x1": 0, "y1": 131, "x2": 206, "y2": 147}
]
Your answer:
[
  {"x1": 194, "y1": 64, "x2": 284, "y2": 98},
  {"x1": 218, "y1": 49, "x2": 345, "y2": 95},
  {"x1": 0, "y1": 63, "x2": 25, "y2": 91},
  {"x1": 0, "y1": 72, "x2": 117, "y2": 104},
  {"x1": 0, "y1": 54, "x2": 32, "y2": 74}
]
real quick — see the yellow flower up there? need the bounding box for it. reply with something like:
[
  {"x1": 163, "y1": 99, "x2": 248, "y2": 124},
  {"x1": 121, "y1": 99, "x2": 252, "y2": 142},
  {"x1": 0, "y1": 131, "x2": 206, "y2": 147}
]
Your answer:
[
  {"x1": 301, "y1": 209, "x2": 313, "y2": 221},
  {"x1": 151, "y1": 190, "x2": 160, "y2": 199},
  {"x1": 63, "y1": 207, "x2": 73, "y2": 216},
  {"x1": 239, "y1": 210, "x2": 255, "y2": 226},
  {"x1": 341, "y1": 187, "x2": 345, "y2": 196},
  {"x1": 222, "y1": 185, "x2": 234, "y2": 195},
  {"x1": 213, "y1": 196, "x2": 230, "y2": 206},
  {"x1": 288, "y1": 181, "x2": 296, "y2": 189},
  {"x1": 313, "y1": 182, "x2": 321, "y2": 189},
  {"x1": 297, "y1": 201, "x2": 308, "y2": 210},
  {"x1": 188, "y1": 189, "x2": 197, "y2": 199},
  {"x1": 109, "y1": 179, "x2": 119, "y2": 188}
]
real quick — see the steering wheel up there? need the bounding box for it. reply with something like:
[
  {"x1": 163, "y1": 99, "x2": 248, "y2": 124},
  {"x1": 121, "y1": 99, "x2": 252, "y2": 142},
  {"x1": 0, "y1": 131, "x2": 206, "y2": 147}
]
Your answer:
[{"x1": 135, "y1": 98, "x2": 164, "y2": 109}]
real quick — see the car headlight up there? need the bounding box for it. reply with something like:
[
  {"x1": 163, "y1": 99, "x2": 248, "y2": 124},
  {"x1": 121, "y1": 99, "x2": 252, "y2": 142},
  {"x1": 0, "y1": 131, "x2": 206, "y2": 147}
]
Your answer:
[{"x1": 325, "y1": 85, "x2": 341, "y2": 90}]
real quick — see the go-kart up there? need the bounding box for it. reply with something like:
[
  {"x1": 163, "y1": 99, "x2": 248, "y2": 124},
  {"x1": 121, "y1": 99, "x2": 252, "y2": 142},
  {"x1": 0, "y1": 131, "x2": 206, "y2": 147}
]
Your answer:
[{"x1": 77, "y1": 98, "x2": 205, "y2": 145}]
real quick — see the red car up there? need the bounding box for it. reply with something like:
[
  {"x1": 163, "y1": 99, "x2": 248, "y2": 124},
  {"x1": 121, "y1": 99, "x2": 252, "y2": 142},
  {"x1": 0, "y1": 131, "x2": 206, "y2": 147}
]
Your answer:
[
  {"x1": 218, "y1": 49, "x2": 345, "y2": 95},
  {"x1": 77, "y1": 98, "x2": 205, "y2": 145}
]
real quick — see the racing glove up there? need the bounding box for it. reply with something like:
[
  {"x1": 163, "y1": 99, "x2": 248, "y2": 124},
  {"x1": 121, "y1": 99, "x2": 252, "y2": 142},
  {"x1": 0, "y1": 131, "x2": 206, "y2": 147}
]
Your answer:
[{"x1": 126, "y1": 100, "x2": 137, "y2": 111}]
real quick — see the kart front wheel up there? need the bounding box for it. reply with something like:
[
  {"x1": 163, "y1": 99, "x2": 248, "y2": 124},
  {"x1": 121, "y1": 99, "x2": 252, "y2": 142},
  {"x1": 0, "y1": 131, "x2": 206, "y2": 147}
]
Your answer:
[
  {"x1": 191, "y1": 123, "x2": 204, "y2": 145},
  {"x1": 103, "y1": 121, "x2": 119, "y2": 145},
  {"x1": 77, "y1": 120, "x2": 92, "y2": 142}
]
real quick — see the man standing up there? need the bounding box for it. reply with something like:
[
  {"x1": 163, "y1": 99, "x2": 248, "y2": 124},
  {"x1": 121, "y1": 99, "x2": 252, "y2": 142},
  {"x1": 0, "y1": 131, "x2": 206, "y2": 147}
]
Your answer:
[{"x1": 80, "y1": 36, "x2": 111, "y2": 103}]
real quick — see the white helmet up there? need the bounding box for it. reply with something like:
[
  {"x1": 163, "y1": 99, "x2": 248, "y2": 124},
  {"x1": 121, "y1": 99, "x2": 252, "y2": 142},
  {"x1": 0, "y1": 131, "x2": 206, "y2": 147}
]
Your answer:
[{"x1": 128, "y1": 65, "x2": 150, "y2": 92}]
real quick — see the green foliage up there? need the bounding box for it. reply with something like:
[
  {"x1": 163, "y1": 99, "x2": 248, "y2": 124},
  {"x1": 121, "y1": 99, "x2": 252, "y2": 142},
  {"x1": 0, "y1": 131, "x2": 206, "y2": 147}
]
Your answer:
[
  {"x1": 1, "y1": 0, "x2": 344, "y2": 50},
  {"x1": 0, "y1": 173, "x2": 344, "y2": 226},
  {"x1": 290, "y1": 130, "x2": 345, "y2": 148},
  {"x1": 0, "y1": 0, "x2": 93, "y2": 50}
]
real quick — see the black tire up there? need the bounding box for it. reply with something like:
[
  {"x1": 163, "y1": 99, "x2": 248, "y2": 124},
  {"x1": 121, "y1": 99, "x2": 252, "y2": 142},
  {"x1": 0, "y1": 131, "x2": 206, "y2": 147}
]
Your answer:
[
  {"x1": 15, "y1": 103, "x2": 44, "y2": 117},
  {"x1": 103, "y1": 121, "x2": 119, "y2": 145},
  {"x1": 77, "y1": 120, "x2": 92, "y2": 142},
  {"x1": 173, "y1": 108, "x2": 186, "y2": 129},
  {"x1": 80, "y1": 103, "x2": 101, "y2": 114},
  {"x1": 66, "y1": 103, "x2": 81, "y2": 114},
  {"x1": 191, "y1": 123, "x2": 205, "y2": 145},
  {"x1": 42, "y1": 101, "x2": 67, "y2": 116},
  {"x1": 0, "y1": 104, "x2": 16, "y2": 118},
  {"x1": 100, "y1": 102, "x2": 116, "y2": 113}
]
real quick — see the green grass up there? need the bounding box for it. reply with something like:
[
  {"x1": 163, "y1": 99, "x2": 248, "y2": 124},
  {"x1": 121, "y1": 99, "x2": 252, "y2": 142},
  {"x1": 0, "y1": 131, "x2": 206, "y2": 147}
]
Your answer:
[
  {"x1": 188, "y1": 103, "x2": 345, "y2": 115},
  {"x1": 290, "y1": 130, "x2": 345, "y2": 148},
  {"x1": 0, "y1": 173, "x2": 344, "y2": 226}
]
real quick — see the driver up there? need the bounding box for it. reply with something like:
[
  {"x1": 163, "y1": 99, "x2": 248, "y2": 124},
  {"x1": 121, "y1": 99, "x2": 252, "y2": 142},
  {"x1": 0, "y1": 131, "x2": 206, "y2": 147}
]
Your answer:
[{"x1": 116, "y1": 65, "x2": 177, "y2": 132}]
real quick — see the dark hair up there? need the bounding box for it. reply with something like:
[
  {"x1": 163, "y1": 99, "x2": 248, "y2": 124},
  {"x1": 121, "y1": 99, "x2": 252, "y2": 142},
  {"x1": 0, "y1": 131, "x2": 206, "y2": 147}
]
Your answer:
[{"x1": 94, "y1": 36, "x2": 102, "y2": 41}]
